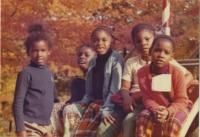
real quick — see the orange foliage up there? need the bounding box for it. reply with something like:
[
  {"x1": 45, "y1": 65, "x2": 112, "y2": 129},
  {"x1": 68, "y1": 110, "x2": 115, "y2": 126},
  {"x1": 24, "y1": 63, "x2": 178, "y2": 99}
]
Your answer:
[{"x1": 1, "y1": 0, "x2": 199, "y2": 91}]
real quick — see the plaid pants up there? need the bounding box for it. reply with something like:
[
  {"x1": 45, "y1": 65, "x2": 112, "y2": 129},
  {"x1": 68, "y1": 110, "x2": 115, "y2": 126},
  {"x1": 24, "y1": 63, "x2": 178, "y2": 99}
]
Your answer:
[
  {"x1": 136, "y1": 108, "x2": 190, "y2": 137},
  {"x1": 71, "y1": 101, "x2": 102, "y2": 137},
  {"x1": 50, "y1": 102, "x2": 66, "y2": 137},
  {"x1": 62, "y1": 103, "x2": 84, "y2": 137}
]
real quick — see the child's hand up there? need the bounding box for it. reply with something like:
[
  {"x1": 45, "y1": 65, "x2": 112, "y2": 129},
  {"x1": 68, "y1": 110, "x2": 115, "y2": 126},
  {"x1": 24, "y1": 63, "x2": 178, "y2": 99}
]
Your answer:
[
  {"x1": 121, "y1": 91, "x2": 134, "y2": 113},
  {"x1": 16, "y1": 130, "x2": 27, "y2": 137},
  {"x1": 103, "y1": 114, "x2": 116, "y2": 125},
  {"x1": 154, "y1": 106, "x2": 168, "y2": 123}
]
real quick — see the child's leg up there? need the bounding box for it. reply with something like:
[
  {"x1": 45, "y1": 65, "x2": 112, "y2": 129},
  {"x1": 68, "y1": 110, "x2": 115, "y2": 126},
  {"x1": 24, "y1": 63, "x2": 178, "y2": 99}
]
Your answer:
[
  {"x1": 123, "y1": 112, "x2": 136, "y2": 137},
  {"x1": 50, "y1": 102, "x2": 66, "y2": 136},
  {"x1": 123, "y1": 105, "x2": 143, "y2": 137},
  {"x1": 163, "y1": 111, "x2": 188, "y2": 137},
  {"x1": 136, "y1": 109, "x2": 154, "y2": 137},
  {"x1": 25, "y1": 122, "x2": 44, "y2": 137},
  {"x1": 62, "y1": 103, "x2": 86, "y2": 137},
  {"x1": 71, "y1": 101, "x2": 102, "y2": 137}
]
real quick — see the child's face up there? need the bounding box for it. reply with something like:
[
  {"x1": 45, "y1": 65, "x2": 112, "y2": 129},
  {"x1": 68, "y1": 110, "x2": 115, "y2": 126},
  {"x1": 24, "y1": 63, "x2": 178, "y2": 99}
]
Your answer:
[
  {"x1": 151, "y1": 39, "x2": 174, "y2": 68},
  {"x1": 92, "y1": 30, "x2": 112, "y2": 55},
  {"x1": 29, "y1": 40, "x2": 50, "y2": 66},
  {"x1": 77, "y1": 47, "x2": 95, "y2": 71},
  {"x1": 135, "y1": 30, "x2": 154, "y2": 57}
]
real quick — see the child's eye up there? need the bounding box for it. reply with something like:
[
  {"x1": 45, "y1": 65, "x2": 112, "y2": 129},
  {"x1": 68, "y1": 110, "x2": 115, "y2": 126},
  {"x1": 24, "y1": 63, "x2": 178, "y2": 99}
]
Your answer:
[
  {"x1": 41, "y1": 49, "x2": 46, "y2": 51},
  {"x1": 85, "y1": 54, "x2": 89, "y2": 58},
  {"x1": 164, "y1": 50, "x2": 170, "y2": 55},
  {"x1": 102, "y1": 38, "x2": 107, "y2": 42}
]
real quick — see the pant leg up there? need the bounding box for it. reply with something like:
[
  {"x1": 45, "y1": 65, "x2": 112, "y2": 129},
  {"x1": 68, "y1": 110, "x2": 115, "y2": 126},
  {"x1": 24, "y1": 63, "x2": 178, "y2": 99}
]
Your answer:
[
  {"x1": 135, "y1": 109, "x2": 154, "y2": 137},
  {"x1": 25, "y1": 122, "x2": 53, "y2": 137},
  {"x1": 123, "y1": 105, "x2": 144, "y2": 137},
  {"x1": 97, "y1": 119, "x2": 122, "y2": 137},
  {"x1": 62, "y1": 103, "x2": 84, "y2": 137},
  {"x1": 50, "y1": 102, "x2": 65, "y2": 137},
  {"x1": 163, "y1": 111, "x2": 188, "y2": 137}
]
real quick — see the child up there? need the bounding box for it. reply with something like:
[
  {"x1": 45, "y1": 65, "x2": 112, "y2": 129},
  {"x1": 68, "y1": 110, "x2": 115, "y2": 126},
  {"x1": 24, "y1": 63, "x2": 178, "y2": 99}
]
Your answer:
[
  {"x1": 136, "y1": 35, "x2": 192, "y2": 137},
  {"x1": 67, "y1": 44, "x2": 95, "y2": 103},
  {"x1": 76, "y1": 45, "x2": 95, "y2": 74},
  {"x1": 13, "y1": 24, "x2": 58, "y2": 137},
  {"x1": 71, "y1": 26, "x2": 124, "y2": 137},
  {"x1": 51, "y1": 44, "x2": 95, "y2": 137},
  {"x1": 120, "y1": 23, "x2": 193, "y2": 137}
]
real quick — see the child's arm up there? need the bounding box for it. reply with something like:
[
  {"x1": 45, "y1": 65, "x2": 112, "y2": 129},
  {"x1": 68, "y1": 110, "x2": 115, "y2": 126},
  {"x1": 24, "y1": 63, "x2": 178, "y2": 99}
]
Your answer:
[
  {"x1": 101, "y1": 55, "x2": 123, "y2": 119},
  {"x1": 120, "y1": 80, "x2": 134, "y2": 112},
  {"x1": 137, "y1": 67, "x2": 160, "y2": 112},
  {"x1": 102, "y1": 62, "x2": 122, "y2": 125},
  {"x1": 13, "y1": 71, "x2": 30, "y2": 133},
  {"x1": 167, "y1": 69, "x2": 189, "y2": 116},
  {"x1": 170, "y1": 59, "x2": 194, "y2": 87},
  {"x1": 184, "y1": 71, "x2": 194, "y2": 88},
  {"x1": 80, "y1": 73, "x2": 94, "y2": 105},
  {"x1": 53, "y1": 86, "x2": 60, "y2": 103},
  {"x1": 120, "y1": 58, "x2": 135, "y2": 112},
  {"x1": 142, "y1": 92, "x2": 160, "y2": 112}
]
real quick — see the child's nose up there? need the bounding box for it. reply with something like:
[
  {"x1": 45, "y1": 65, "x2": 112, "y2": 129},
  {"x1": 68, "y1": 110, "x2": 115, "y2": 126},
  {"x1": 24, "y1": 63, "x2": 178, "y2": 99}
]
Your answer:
[
  {"x1": 159, "y1": 51, "x2": 165, "y2": 57},
  {"x1": 37, "y1": 51, "x2": 43, "y2": 56},
  {"x1": 97, "y1": 40, "x2": 103, "y2": 45},
  {"x1": 141, "y1": 41, "x2": 148, "y2": 47},
  {"x1": 80, "y1": 54, "x2": 86, "y2": 59}
]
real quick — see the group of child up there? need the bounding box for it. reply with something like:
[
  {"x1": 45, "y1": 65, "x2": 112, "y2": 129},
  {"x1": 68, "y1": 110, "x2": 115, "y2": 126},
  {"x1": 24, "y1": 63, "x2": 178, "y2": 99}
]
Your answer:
[{"x1": 13, "y1": 23, "x2": 194, "y2": 137}]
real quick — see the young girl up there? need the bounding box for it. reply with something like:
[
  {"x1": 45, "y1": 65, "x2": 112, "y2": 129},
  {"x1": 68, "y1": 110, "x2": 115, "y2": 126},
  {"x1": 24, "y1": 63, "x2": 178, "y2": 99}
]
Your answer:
[
  {"x1": 13, "y1": 24, "x2": 58, "y2": 137},
  {"x1": 136, "y1": 35, "x2": 192, "y2": 137},
  {"x1": 71, "y1": 26, "x2": 124, "y2": 137},
  {"x1": 118, "y1": 23, "x2": 193, "y2": 137}
]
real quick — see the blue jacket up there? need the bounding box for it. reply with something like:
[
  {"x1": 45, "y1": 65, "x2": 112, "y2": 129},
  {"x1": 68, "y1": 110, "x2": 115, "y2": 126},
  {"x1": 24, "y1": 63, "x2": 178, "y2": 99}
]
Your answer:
[{"x1": 81, "y1": 51, "x2": 123, "y2": 118}]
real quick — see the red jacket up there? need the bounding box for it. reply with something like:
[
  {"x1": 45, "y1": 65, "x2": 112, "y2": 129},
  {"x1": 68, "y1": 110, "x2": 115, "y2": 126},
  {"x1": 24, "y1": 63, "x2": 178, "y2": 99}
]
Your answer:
[{"x1": 137, "y1": 64, "x2": 190, "y2": 116}]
